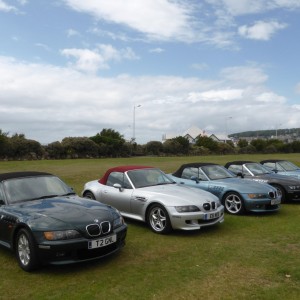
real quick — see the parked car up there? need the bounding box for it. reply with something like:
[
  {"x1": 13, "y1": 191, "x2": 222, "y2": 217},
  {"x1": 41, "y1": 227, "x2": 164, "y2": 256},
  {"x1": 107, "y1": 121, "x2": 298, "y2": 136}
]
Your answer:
[
  {"x1": 82, "y1": 166, "x2": 224, "y2": 234},
  {"x1": 225, "y1": 161, "x2": 300, "y2": 202},
  {"x1": 0, "y1": 171, "x2": 127, "y2": 272},
  {"x1": 169, "y1": 163, "x2": 281, "y2": 215},
  {"x1": 260, "y1": 159, "x2": 300, "y2": 179}
]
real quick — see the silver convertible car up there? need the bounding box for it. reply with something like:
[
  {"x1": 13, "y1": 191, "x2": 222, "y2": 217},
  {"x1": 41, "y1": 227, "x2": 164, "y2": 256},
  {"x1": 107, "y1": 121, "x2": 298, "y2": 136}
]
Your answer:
[
  {"x1": 169, "y1": 163, "x2": 281, "y2": 215},
  {"x1": 82, "y1": 166, "x2": 224, "y2": 234}
]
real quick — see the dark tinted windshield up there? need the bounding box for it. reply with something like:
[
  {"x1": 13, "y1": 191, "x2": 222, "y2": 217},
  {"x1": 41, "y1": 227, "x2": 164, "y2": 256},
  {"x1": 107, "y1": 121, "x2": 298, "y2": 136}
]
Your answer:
[
  {"x1": 3, "y1": 175, "x2": 72, "y2": 204},
  {"x1": 245, "y1": 163, "x2": 271, "y2": 175}
]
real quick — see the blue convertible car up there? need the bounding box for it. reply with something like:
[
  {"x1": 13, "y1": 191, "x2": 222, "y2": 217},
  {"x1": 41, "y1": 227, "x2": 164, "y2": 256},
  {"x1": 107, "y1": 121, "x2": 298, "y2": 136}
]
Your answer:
[{"x1": 169, "y1": 163, "x2": 281, "y2": 215}]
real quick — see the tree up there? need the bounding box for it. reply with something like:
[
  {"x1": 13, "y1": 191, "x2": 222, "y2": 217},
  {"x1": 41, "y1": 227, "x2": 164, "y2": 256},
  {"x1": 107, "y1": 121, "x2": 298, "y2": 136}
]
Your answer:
[
  {"x1": 195, "y1": 136, "x2": 219, "y2": 153},
  {"x1": 10, "y1": 134, "x2": 43, "y2": 159},
  {"x1": 45, "y1": 141, "x2": 66, "y2": 159},
  {"x1": 237, "y1": 139, "x2": 248, "y2": 148},
  {"x1": 146, "y1": 141, "x2": 163, "y2": 155},
  {"x1": 90, "y1": 129, "x2": 127, "y2": 157},
  {"x1": 250, "y1": 139, "x2": 267, "y2": 152},
  {"x1": 61, "y1": 137, "x2": 99, "y2": 158},
  {"x1": 172, "y1": 136, "x2": 190, "y2": 154},
  {"x1": 0, "y1": 130, "x2": 10, "y2": 158}
]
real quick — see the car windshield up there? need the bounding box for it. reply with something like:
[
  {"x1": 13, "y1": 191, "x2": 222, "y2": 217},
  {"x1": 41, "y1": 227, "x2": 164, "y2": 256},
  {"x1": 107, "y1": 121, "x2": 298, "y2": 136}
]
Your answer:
[
  {"x1": 245, "y1": 163, "x2": 271, "y2": 175},
  {"x1": 127, "y1": 168, "x2": 174, "y2": 188},
  {"x1": 3, "y1": 175, "x2": 73, "y2": 204},
  {"x1": 279, "y1": 161, "x2": 300, "y2": 171},
  {"x1": 201, "y1": 165, "x2": 234, "y2": 180}
]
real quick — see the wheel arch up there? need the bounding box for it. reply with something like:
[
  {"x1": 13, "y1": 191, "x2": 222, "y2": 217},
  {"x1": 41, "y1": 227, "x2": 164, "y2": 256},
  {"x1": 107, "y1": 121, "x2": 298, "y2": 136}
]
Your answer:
[
  {"x1": 144, "y1": 201, "x2": 165, "y2": 221},
  {"x1": 221, "y1": 190, "x2": 244, "y2": 203},
  {"x1": 11, "y1": 223, "x2": 34, "y2": 251}
]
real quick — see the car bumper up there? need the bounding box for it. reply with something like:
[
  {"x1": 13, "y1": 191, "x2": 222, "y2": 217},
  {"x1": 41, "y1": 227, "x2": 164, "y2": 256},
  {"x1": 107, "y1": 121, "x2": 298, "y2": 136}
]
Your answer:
[
  {"x1": 168, "y1": 206, "x2": 224, "y2": 231},
  {"x1": 243, "y1": 197, "x2": 281, "y2": 213},
  {"x1": 35, "y1": 225, "x2": 127, "y2": 265},
  {"x1": 287, "y1": 191, "x2": 300, "y2": 201}
]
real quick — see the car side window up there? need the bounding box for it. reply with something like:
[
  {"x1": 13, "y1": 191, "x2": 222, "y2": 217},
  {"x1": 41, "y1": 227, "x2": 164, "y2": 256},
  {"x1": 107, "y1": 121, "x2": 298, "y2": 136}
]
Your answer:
[
  {"x1": 182, "y1": 167, "x2": 198, "y2": 179},
  {"x1": 182, "y1": 167, "x2": 207, "y2": 181},
  {"x1": 227, "y1": 165, "x2": 242, "y2": 174},
  {"x1": 107, "y1": 172, "x2": 132, "y2": 189}
]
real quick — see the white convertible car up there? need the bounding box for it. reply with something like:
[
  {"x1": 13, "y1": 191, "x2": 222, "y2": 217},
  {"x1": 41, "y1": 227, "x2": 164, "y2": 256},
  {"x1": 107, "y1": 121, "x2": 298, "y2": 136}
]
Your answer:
[{"x1": 82, "y1": 166, "x2": 224, "y2": 234}]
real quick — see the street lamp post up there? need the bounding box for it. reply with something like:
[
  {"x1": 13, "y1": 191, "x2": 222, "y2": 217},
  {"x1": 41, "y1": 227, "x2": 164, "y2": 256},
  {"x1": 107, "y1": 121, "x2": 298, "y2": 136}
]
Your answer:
[{"x1": 132, "y1": 104, "x2": 141, "y2": 143}]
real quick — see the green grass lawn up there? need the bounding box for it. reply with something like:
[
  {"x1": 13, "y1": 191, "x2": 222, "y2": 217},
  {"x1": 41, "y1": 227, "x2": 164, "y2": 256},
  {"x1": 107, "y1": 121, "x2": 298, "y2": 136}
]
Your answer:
[{"x1": 0, "y1": 153, "x2": 300, "y2": 300}]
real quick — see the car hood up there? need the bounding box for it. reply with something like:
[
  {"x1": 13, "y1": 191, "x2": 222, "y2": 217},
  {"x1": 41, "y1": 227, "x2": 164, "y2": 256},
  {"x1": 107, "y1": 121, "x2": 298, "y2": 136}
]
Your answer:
[
  {"x1": 134, "y1": 183, "x2": 219, "y2": 205},
  {"x1": 169, "y1": 174, "x2": 276, "y2": 193},
  {"x1": 214, "y1": 177, "x2": 276, "y2": 192},
  {"x1": 6, "y1": 196, "x2": 115, "y2": 231}
]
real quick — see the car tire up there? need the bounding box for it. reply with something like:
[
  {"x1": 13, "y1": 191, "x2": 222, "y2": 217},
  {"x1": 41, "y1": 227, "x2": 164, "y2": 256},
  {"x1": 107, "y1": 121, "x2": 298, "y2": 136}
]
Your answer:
[
  {"x1": 223, "y1": 192, "x2": 245, "y2": 215},
  {"x1": 272, "y1": 184, "x2": 286, "y2": 203},
  {"x1": 15, "y1": 228, "x2": 40, "y2": 272},
  {"x1": 84, "y1": 191, "x2": 96, "y2": 200},
  {"x1": 147, "y1": 204, "x2": 172, "y2": 234}
]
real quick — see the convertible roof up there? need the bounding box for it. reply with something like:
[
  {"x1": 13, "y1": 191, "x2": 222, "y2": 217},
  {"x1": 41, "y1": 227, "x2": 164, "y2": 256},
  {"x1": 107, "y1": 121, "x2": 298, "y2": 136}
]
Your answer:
[
  {"x1": 172, "y1": 162, "x2": 217, "y2": 178},
  {"x1": 260, "y1": 159, "x2": 284, "y2": 163},
  {"x1": 99, "y1": 165, "x2": 153, "y2": 184},
  {"x1": 0, "y1": 171, "x2": 52, "y2": 182},
  {"x1": 224, "y1": 161, "x2": 254, "y2": 168}
]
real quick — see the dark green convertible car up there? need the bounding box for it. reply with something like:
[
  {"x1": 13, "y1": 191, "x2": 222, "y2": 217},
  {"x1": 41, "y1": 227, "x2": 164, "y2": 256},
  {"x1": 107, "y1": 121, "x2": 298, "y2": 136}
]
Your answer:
[{"x1": 0, "y1": 171, "x2": 127, "y2": 271}]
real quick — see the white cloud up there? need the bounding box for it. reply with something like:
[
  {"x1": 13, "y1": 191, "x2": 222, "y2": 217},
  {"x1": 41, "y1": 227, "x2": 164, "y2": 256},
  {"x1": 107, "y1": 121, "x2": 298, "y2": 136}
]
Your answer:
[
  {"x1": 207, "y1": 0, "x2": 300, "y2": 16},
  {"x1": 61, "y1": 45, "x2": 139, "y2": 73},
  {"x1": 66, "y1": 29, "x2": 80, "y2": 37},
  {"x1": 238, "y1": 20, "x2": 287, "y2": 40},
  {"x1": 149, "y1": 48, "x2": 165, "y2": 54},
  {"x1": 187, "y1": 89, "x2": 243, "y2": 102},
  {"x1": 0, "y1": 0, "x2": 17, "y2": 12},
  {"x1": 0, "y1": 55, "x2": 299, "y2": 143},
  {"x1": 220, "y1": 65, "x2": 268, "y2": 85},
  {"x1": 63, "y1": 0, "x2": 196, "y2": 42},
  {"x1": 255, "y1": 92, "x2": 286, "y2": 103}
]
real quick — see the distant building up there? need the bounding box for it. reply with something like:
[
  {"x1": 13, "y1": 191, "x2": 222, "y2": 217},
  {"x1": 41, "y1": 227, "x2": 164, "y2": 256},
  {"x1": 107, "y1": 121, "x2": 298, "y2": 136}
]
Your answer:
[{"x1": 162, "y1": 126, "x2": 231, "y2": 144}]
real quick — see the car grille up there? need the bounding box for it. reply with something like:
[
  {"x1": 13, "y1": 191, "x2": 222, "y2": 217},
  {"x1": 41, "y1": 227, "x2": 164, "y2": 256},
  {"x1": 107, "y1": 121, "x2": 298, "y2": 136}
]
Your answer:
[
  {"x1": 203, "y1": 201, "x2": 216, "y2": 211},
  {"x1": 86, "y1": 221, "x2": 111, "y2": 237}
]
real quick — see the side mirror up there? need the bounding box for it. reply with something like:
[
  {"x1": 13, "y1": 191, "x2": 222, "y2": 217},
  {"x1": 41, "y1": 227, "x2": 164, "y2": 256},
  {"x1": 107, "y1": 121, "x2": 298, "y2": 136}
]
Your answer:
[
  {"x1": 191, "y1": 176, "x2": 199, "y2": 183},
  {"x1": 237, "y1": 172, "x2": 244, "y2": 178},
  {"x1": 0, "y1": 199, "x2": 5, "y2": 206},
  {"x1": 113, "y1": 183, "x2": 124, "y2": 191},
  {"x1": 272, "y1": 169, "x2": 278, "y2": 173}
]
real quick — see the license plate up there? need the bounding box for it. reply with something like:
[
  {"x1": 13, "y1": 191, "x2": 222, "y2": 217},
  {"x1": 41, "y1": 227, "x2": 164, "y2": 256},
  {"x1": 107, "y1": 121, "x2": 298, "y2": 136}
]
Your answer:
[
  {"x1": 88, "y1": 234, "x2": 117, "y2": 249},
  {"x1": 205, "y1": 211, "x2": 220, "y2": 220},
  {"x1": 271, "y1": 198, "x2": 281, "y2": 205}
]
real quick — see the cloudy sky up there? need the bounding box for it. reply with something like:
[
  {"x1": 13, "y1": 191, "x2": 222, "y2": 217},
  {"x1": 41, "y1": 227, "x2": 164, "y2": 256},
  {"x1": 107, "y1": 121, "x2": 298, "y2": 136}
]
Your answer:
[{"x1": 1, "y1": 0, "x2": 300, "y2": 144}]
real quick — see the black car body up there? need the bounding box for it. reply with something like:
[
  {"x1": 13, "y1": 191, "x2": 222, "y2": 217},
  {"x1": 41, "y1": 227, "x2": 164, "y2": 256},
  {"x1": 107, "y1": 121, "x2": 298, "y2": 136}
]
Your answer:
[
  {"x1": 0, "y1": 172, "x2": 127, "y2": 271},
  {"x1": 225, "y1": 161, "x2": 300, "y2": 202}
]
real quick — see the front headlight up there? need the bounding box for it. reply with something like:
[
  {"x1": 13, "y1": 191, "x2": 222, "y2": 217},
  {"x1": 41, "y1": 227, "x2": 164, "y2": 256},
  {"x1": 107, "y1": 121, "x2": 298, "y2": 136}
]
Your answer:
[
  {"x1": 113, "y1": 215, "x2": 125, "y2": 228},
  {"x1": 175, "y1": 205, "x2": 200, "y2": 213},
  {"x1": 44, "y1": 229, "x2": 81, "y2": 241},
  {"x1": 247, "y1": 193, "x2": 268, "y2": 199}
]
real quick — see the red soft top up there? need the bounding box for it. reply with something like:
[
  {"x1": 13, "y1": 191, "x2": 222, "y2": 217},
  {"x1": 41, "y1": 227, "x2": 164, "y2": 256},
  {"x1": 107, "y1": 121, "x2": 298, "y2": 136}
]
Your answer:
[{"x1": 99, "y1": 165, "x2": 153, "y2": 184}]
